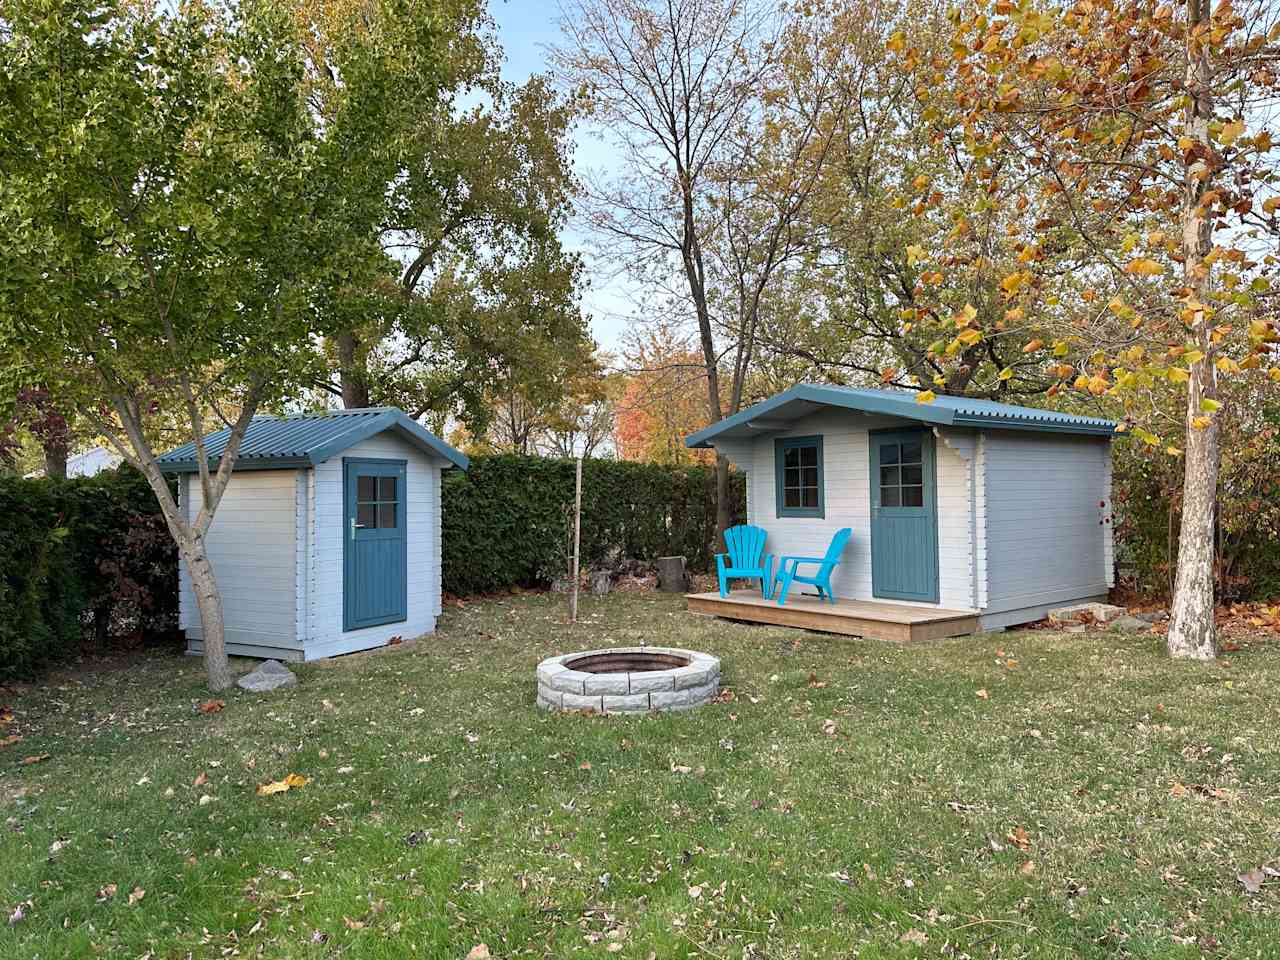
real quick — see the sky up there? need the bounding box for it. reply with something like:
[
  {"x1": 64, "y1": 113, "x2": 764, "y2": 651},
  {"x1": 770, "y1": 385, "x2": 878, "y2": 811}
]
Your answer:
[{"x1": 487, "y1": 1, "x2": 638, "y2": 353}]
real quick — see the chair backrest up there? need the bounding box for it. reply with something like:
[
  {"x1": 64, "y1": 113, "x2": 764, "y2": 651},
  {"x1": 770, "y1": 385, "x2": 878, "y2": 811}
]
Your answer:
[
  {"x1": 723, "y1": 524, "x2": 767, "y2": 565},
  {"x1": 820, "y1": 528, "x2": 853, "y2": 568}
]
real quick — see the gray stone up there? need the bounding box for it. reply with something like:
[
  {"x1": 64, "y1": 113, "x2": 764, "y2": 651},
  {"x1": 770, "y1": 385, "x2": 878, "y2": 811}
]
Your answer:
[
  {"x1": 583, "y1": 673, "x2": 629, "y2": 696},
  {"x1": 536, "y1": 662, "x2": 568, "y2": 686},
  {"x1": 1109, "y1": 615, "x2": 1151, "y2": 632},
  {"x1": 1048, "y1": 602, "x2": 1127, "y2": 624},
  {"x1": 602, "y1": 693, "x2": 651, "y2": 713},
  {"x1": 550, "y1": 670, "x2": 588, "y2": 695},
  {"x1": 629, "y1": 671, "x2": 675, "y2": 694},
  {"x1": 672, "y1": 666, "x2": 716, "y2": 690},
  {"x1": 561, "y1": 692, "x2": 604, "y2": 712},
  {"x1": 237, "y1": 659, "x2": 297, "y2": 693},
  {"x1": 1135, "y1": 609, "x2": 1169, "y2": 623},
  {"x1": 536, "y1": 687, "x2": 561, "y2": 710}
]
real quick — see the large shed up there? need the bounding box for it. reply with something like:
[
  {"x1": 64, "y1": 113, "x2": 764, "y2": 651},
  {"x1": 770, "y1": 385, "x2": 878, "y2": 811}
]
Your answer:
[
  {"x1": 685, "y1": 385, "x2": 1118, "y2": 635},
  {"x1": 157, "y1": 407, "x2": 468, "y2": 661}
]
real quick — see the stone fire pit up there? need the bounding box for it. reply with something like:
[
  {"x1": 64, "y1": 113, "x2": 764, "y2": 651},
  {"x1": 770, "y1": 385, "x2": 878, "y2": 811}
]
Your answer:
[{"x1": 536, "y1": 646, "x2": 720, "y2": 714}]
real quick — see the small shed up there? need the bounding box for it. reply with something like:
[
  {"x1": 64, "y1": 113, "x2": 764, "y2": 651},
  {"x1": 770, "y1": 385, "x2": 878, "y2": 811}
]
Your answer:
[
  {"x1": 685, "y1": 385, "x2": 1118, "y2": 635},
  {"x1": 157, "y1": 408, "x2": 469, "y2": 661}
]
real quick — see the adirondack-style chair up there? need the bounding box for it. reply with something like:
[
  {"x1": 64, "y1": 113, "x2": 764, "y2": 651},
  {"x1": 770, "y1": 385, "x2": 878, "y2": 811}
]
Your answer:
[
  {"x1": 773, "y1": 528, "x2": 853, "y2": 606},
  {"x1": 715, "y1": 524, "x2": 774, "y2": 599}
]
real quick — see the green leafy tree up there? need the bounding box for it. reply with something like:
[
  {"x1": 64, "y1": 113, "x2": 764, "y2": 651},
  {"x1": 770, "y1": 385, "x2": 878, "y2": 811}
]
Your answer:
[{"x1": 0, "y1": 0, "x2": 450, "y2": 688}]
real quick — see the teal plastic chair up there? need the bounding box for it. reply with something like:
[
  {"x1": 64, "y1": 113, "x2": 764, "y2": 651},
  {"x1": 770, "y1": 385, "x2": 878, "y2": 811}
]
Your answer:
[
  {"x1": 715, "y1": 524, "x2": 774, "y2": 599},
  {"x1": 774, "y1": 528, "x2": 853, "y2": 606}
]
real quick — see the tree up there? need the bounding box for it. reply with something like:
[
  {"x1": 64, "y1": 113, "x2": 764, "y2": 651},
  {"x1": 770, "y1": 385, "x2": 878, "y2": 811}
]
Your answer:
[
  {"x1": 900, "y1": 0, "x2": 1280, "y2": 657},
  {"x1": 555, "y1": 0, "x2": 853, "y2": 538},
  {"x1": 615, "y1": 324, "x2": 717, "y2": 465},
  {"x1": 294, "y1": 0, "x2": 584, "y2": 428},
  {"x1": 0, "y1": 0, "x2": 448, "y2": 688}
]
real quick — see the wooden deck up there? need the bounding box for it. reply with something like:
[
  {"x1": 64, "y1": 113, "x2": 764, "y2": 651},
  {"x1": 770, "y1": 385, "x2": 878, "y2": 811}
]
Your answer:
[{"x1": 686, "y1": 590, "x2": 981, "y2": 643}]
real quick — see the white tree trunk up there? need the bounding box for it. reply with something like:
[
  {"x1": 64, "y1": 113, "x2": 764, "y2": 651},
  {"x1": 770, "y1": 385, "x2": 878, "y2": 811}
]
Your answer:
[
  {"x1": 1166, "y1": 0, "x2": 1218, "y2": 660},
  {"x1": 181, "y1": 538, "x2": 233, "y2": 690}
]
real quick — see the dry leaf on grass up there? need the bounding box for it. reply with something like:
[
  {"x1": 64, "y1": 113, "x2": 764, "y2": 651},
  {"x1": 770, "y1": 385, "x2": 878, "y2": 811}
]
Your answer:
[
  {"x1": 127, "y1": 887, "x2": 145, "y2": 906},
  {"x1": 96, "y1": 883, "x2": 117, "y2": 902},
  {"x1": 256, "y1": 773, "x2": 309, "y2": 797},
  {"x1": 900, "y1": 928, "x2": 928, "y2": 945},
  {"x1": 197, "y1": 699, "x2": 225, "y2": 714},
  {"x1": 0, "y1": 735, "x2": 20, "y2": 749},
  {"x1": 193, "y1": 772, "x2": 208, "y2": 788},
  {"x1": 18, "y1": 754, "x2": 49, "y2": 765},
  {"x1": 465, "y1": 945, "x2": 491, "y2": 959},
  {"x1": 976, "y1": 689, "x2": 990, "y2": 700}
]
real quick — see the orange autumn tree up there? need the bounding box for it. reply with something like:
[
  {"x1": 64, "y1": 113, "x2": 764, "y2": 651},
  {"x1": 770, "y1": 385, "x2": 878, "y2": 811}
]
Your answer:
[
  {"x1": 894, "y1": 0, "x2": 1280, "y2": 659},
  {"x1": 615, "y1": 363, "x2": 716, "y2": 465}
]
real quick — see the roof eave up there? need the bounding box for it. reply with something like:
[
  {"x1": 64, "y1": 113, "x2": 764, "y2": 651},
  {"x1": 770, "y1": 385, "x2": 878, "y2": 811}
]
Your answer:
[
  {"x1": 950, "y1": 414, "x2": 1117, "y2": 437},
  {"x1": 158, "y1": 455, "x2": 311, "y2": 474}
]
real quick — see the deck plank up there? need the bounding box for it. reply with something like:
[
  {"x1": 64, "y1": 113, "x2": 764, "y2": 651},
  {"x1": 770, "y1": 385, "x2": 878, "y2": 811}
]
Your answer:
[{"x1": 685, "y1": 590, "x2": 980, "y2": 642}]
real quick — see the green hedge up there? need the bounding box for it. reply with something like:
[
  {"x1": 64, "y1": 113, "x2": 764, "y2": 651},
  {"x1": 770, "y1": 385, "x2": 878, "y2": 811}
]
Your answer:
[
  {"x1": 442, "y1": 455, "x2": 745, "y2": 596},
  {"x1": 0, "y1": 468, "x2": 177, "y2": 678}
]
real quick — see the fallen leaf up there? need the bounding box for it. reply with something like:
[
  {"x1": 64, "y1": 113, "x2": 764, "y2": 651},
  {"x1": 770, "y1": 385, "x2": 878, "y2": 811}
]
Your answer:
[
  {"x1": 688, "y1": 885, "x2": 703, "y2": 898},
  {"x1": 18, "y1": 754, "x2": 50, "y2": 765},
  {"x1": 822, "y1": 719, "x2": 837, "y2": 736},
  {"x1": 465, "y1": 945, "x2": 491, "y2": 960},
  {"x1": 1019, "y1": 860, "x2": 1036, "y2": 875},
  {"x1": 579, "y1": 761, "x2": 592, "y2": 770},
  {"x1": 900, "y1": 928, "x2": 928, "y2": 945},
  {"x1": 97, "y1": 883, "x2": 117, "y2": 901},
  {"x1": 976, "y1": 689, "x2": 989, "y2": 700},
  {"x1": 1170, "y1": 782, "x2": 1188, "y2": 798},
  {"x1": 0, "y1": 735, "x2": 20, "y2": 748},
  {"x1": 1007, "y1": 826, "x2": 1031, "y2": 850},
  {"x1": 128, "y1": 887, "x2": 145, "y2": 906},
  {"x1": 48, "y1": 838, "x2": 70, "y2": 856},
  {"x1": 193, "y1": 772, "x2": 208, "y2": 788},
  {"x1": 198, "y1": 699, "x2": 225, "y2": 714},
  {"x1": 256, "y1": 773, "x2": 310, "y2": 797},
  {"x1": 1239, "y1": 867, "x2": 1266, "y2": 894},
  {"x1": 807, "y1": 672, "x2": 827, "y2": 688},
  {"x1": 343, "y1": 916, "x2": 365, "y2": 930},
  {"x1": 198, "y1": 794, "x2": 215, "y2": 806},
  {"x1": 671, "y1": 763, "x2": 693, "y2": 775}
]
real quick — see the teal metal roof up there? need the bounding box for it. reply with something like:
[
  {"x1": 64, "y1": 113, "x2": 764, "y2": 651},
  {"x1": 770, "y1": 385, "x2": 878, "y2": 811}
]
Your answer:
[
  {"x1": 685, "y1": 384, "x2": 1116, "y2": 448},
  {"x1": 157, "y1": 408, "x2": 469, "y2": 473}
]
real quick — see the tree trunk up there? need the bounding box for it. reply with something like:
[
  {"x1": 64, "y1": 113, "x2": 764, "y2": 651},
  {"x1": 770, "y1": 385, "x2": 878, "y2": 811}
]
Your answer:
[
  {"x1": 182, "y1": 538, "x2": 233, "y2": 690},
  {"x1": 43, "y1": 435, "x2": 67, "y2": 479},
  {"x1": 1166, "y1": 0, "x2": 1217, "y2": 660},
  {"x1": 337, "y1": 331, "x2": 370, "y2": 408}
]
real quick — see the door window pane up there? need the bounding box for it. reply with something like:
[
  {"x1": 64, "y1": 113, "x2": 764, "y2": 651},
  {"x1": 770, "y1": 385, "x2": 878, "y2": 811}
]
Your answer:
[
  {"x1": 902, "y1": 485, "x2": 924, "y2": 507},
  {"x1": 902, "y1": 464, "x2": 923, "y2": 486},
  {"x1": 377, "y1": 476, "x2": 397, "y2": 502},
  {"x1": 880, "y1": 465, "x2": 900, "y2": 488},
  {"x1": 357, "y1": 476, "x2": 376, "y2": 501},
  {"x1": 784, "y1": 448, "x2": 799, "y2": 469},
  {"x1": 378, "y1": 502, "x2": 397, "y2": 528},
  {"x1": 881, "y1": 486, "x2": 901, "y2": 507},
  {"x1": 880, "y1": 443, "x2": 900, "y2": 464},
  {"x1": 901, "y1": 441, "x2": 923, "y2": 464},
  {"x1": 357, "y1": 502, "x2": 377, "y2": 528},
  {"x1": 784, "y1": 487, "x2": 800, "y2": 508}
]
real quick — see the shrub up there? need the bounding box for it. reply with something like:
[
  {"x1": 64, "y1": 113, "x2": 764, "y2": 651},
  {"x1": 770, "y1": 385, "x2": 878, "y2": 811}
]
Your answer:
[
  {"x1": 0, "y1": 468, "x2": 177, "y2": 678},
  {"x1": 442, "y1": 455, "x2": 745, "y2": 596}
]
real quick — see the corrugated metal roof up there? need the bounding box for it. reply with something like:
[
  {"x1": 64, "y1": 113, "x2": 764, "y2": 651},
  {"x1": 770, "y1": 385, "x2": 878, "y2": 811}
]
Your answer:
[
  {"x1": 686, "y1": 384, "x2": 1116, "y2": 448},
  {"x1": 157, "y1": 407, "x2": 469, "y2": 472}
]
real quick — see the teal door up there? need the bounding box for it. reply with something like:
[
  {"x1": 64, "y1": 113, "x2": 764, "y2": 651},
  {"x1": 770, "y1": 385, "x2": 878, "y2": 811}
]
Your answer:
[
  {"x1": 870, "y1": 430, "x2": 939, "y2": 603},
  {"x1": 344, "y1": 458, "x2": 408, "y2": 631}
]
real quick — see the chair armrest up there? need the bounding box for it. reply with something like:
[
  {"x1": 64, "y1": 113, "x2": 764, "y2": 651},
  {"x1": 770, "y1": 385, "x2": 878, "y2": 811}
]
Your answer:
[{"x1": 777, "y1": 555, "x2": 827, "y2": 565}]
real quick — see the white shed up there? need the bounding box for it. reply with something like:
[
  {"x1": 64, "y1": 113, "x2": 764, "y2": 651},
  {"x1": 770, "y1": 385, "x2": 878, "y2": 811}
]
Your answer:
[
  {"x1": 685, "y1": 385, "x2": 1117, "y2": 636},
  {"x1": 157, "y1": 408, "x2": 469, "y2": 661}
]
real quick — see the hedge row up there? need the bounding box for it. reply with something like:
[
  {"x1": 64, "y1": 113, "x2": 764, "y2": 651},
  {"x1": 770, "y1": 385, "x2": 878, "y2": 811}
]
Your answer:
[
  {"x1": 0, "y1": 469, "x2": 177, "y2": 678},
  {"x1": 442, "y1": 455, "x2": 745, "y2": 596}
]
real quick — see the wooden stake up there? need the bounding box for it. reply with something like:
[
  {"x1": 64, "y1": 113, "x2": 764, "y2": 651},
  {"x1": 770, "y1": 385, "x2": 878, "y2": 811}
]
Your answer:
[{"x1": 570, "y1": 455, "x2": 582, "y2": 623}]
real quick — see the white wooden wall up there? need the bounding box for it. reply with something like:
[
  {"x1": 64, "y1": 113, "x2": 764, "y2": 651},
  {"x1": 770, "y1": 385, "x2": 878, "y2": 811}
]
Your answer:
[
  {"x1": 179, "y1": 469, "x2": 300, "y2": 655},
  {"x1": 721, "y1": 409, "x2": 978, "y2": 611},
  {"x1": 306, "y1": 433, "x2": 445, "y2": 659},
  {"x1": 979, "y1": 432, "x2": 1113, "y2": 627}
]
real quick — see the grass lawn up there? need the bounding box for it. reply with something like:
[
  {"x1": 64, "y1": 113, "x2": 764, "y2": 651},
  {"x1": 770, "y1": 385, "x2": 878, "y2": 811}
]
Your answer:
[{"x1": 2, "y1": 592, "x2": 1278, "y2": 959}]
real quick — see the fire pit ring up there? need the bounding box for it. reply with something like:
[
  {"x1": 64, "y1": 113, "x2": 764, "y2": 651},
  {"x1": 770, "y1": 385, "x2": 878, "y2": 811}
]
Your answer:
[{"x1": 536, "y1": 646, "x2": 720, "y2": 713}]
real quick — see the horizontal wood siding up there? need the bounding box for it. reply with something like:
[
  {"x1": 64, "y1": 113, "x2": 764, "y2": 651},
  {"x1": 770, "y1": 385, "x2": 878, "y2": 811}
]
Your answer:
[
  {"x1": 726, "y1": 409, "x2": 976, "y2": 611},
  {"x1": 179, "y1": 469, "x2": 299, "y2": 650},
  {"x1": 308, "y1": 433, "x2": 444, "y2": 657},
  {"x1": 981, "y1": 432, "x2": 1112, "y2": 614}
]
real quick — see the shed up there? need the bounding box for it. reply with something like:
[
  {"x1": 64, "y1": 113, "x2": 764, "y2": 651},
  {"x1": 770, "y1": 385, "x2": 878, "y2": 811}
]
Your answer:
[
  {"x1": 157, "y1": 407, "x2": 469, "y2": 661},
  {"x1": 684, "y1": 384, "x2": 1117, "y2": 636}
]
